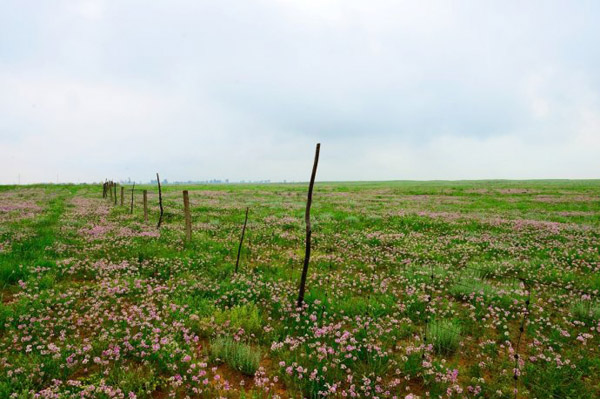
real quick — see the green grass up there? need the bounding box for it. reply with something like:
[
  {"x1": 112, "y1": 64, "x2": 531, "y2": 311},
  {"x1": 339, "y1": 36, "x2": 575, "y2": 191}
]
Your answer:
[
  {"x1": 0, "y1": 193, "x2": 67, "y2": 285},
  {"x1": 209, "y1": 337, "x2": 261, "y2": 376},
  {"x1": 1, "y1": 180, "x2": 599, "y2": 398},
  {"x1": 428, "y1": 319, "x2": 462, "y2": 355},
  {"x1": 570, "y1": 301, "x2": 600, "y2": 324}
]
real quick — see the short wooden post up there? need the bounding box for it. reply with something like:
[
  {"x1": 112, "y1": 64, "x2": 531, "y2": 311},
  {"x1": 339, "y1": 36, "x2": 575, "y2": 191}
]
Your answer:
[
  {"x1": 120, "y1": 186, "x2": 124, "y2": 206},
  {"x1": 156, "y1": 173, "x2": 164, "y2": 229},
  {"x1": 130, "y1": 183, "x2": 135, "y2": 214},
  {"x1": 109, "y1": 182, "x2": 113, "y2": 200},
  {"x1": 235, "y1": 207, "x2": 249, "y2": 274},
  {"x1": 297, "y1": 143, "x2": 321, "y2": 308},
  {"x1": 114, "y1": 184, "x2": 117, "y2": 205},
  {"x1": 183, "y1": 190, "x2": 192, "y2": 242},
  {"x1": 143, "y1": 190, "x2": 148, "y2": 223}
]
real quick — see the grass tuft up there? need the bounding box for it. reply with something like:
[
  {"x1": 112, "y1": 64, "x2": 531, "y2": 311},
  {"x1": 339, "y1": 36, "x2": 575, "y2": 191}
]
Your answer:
[
  {"x1": 428, "y1": 319, "x2": 461, "y2": 354},
  {"x1": 570, "y1": 301, "x2": 600, "y2": 324},
  {"x1": 209, "y1": 337, "x2": 261, "y2": 376}
]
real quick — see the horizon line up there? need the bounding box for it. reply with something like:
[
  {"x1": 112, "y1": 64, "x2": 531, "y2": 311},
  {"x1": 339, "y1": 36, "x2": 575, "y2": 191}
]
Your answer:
[{"x1": 3, "y1": 178, "x2": 600, "y2": 187}]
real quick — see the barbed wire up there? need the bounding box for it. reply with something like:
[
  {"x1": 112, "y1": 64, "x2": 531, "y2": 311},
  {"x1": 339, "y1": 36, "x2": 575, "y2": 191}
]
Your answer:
[
  {"x1": 422, "y1": 263, "x2": 435, "y2": 359},
  {"x1": 524, "y1": 381, "x2": 564, "y2": 399},
  {"x1": 513, "y1": 280, "x2": 531, "y2": 399},
  {"x1": 452, "y1": 263, "x2": 600, "y2": 299}
]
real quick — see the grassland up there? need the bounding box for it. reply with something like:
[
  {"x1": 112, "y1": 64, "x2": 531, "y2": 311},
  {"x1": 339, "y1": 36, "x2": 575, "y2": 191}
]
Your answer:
[{"x1": 0, "y1": 180, "x2": 599, "y2": 398}]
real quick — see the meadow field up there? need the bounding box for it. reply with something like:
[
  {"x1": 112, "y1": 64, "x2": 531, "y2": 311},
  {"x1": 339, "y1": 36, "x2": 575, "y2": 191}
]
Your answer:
[{"x1": 0, "y1": 181, "x2": 599, "y2": 399}]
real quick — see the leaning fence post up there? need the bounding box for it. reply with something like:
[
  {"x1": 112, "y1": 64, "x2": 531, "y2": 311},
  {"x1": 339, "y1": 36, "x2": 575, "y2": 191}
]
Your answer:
[
  {"x1": 296, "y1": 143, "x2": 321, "y2": 308},
  {"x1": 143, "y1": 190, "x2": 148, "y2": 223},
  {"x1": 183, "y1": 190, "x2": 192, "y2": 242},
  {"x1": 156, "y1": 173, "x2": 164, "y2": 229},
  {"x1": 235, "y1": 207, "x2": 249, "y2": 274}
]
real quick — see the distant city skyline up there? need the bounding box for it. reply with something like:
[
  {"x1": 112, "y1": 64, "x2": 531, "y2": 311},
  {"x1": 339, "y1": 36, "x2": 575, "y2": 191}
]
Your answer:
[{"x1": 1, "y1": 1, "x2": 599, "y2": 184}]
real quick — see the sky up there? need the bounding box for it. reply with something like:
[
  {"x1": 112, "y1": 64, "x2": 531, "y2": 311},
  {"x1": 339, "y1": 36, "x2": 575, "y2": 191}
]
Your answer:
[{"x1": 1, "y1": 0, "x2": 599, "y2": 184}]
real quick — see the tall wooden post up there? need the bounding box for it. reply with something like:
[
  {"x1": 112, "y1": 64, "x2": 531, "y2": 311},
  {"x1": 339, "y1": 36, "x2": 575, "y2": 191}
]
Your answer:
[
  {"x1": 156, "y1": 173, "x2": 164, "y2": 229},
  {"x1": 130, "y1": 183, "x2": 135, "y2": 214},
  {"x1": 297, "y1": 143, "x2": 320, "y2": 308},
  {"x1": 114, "y1": 183, "x2": 117, "y2": 205},
  {"x1": 183, "y1": 190, "x2": 192, "y2": 242},
  {"x1": 120, "y1": 186, "x2": 124, "y2": 206},
  {"x1": 109, "y1": 182, "x2": 113, "y2": 200},
  {"x1": 235, "y1": 207, "x2": 249, "y2": 274},
  {"x1": 143, "y1": 190, "x2": 148, "y2": 223}
]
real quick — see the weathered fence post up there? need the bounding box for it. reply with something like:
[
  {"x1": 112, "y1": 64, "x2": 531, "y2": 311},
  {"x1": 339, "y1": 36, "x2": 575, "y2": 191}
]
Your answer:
[
  {"x1": 114, "y1": 183, "x2": 117, "y2": 205},
  {"x1": 156, "y1": 173, "x2": 164, "y2": 229},
  {"x1": 143, "y1": 190, "x2": 148, "y2": 223},
  {"x1": 130, "y1": 183, "x2": 135, "y2": 214},
  {"x1": 296, "y1": 143, "x2": 321, "y2": 308},
  {"x1": 120, "y1": 186, "x2": 124, "y2": 206},
  {"x1": 183, "y1": 190, "x2": 192, "y2": 242},
  {"x1": 235, "y1": 207, "x2": 249, "y2": 274},
  {"x1": 109, "y1": 182, "x2": 114, "y2": 201}
]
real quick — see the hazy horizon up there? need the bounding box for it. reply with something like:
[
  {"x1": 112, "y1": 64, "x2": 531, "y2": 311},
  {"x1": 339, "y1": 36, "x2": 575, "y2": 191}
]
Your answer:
[
  {"x1": 5, "y1": 177, "x2": 600, "y2": 186},
  {"x1": 2, "y1": 1, "x2": 599, "y2": 184}
]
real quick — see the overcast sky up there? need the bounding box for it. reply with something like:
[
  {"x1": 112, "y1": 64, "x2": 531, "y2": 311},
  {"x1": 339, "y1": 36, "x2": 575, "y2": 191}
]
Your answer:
[{"x1": 1, "y1": 1, "x2": 599, "y2": 184}]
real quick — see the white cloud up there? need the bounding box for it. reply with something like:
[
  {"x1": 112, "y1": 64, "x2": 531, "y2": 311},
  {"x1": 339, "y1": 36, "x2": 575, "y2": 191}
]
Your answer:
[
  {"x1": 70, "y1": 0, "x2": 106, "y2": 21},
  {"x1": 0, "y1": 0, "x2": 599, "y2": 183}
]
